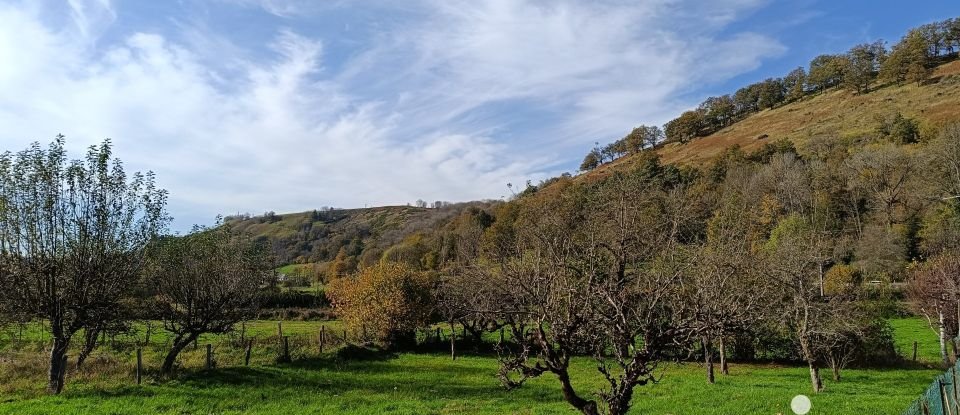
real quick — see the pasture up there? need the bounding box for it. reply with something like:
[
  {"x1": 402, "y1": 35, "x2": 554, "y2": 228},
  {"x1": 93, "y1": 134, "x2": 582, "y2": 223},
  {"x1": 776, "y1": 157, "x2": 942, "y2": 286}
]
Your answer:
[{"x1": 0, "y1": 318, "x2": 945, "y2": 414}]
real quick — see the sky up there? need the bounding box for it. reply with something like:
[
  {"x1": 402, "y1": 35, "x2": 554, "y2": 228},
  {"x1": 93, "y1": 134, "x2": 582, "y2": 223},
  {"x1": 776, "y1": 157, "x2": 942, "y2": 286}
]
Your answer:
[{"x1": 0, "y1": 0, "x2": 958, "y2": 231}]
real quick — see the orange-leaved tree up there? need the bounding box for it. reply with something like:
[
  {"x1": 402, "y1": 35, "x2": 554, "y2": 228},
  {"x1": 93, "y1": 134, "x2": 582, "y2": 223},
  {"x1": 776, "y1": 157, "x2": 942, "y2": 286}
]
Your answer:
[{"x1": 327, "y1": 262, "x2": 435, "y2": 348}]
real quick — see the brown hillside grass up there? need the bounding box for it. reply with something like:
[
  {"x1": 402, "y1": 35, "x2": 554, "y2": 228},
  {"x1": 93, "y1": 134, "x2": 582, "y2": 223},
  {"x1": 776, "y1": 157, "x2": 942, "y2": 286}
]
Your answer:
[{"x1": 593, "y1": 60, "x2": 960, "y2": 176}]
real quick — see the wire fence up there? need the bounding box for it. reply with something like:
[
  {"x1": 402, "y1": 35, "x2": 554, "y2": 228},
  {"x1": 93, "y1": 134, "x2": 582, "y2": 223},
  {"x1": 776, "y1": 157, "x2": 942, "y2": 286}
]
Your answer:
[{"x1": 903, "y1": 340, "x2": 960, "y2": 415}]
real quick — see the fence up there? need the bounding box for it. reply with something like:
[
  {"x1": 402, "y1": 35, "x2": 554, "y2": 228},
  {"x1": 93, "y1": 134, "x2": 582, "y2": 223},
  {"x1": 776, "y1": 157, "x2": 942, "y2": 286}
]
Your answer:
[
  {"x1": 0, "y1": 321, "x2": 476, "y2": 385},
  {"x1": 903, "y1": 339, "x2": 960, "y2": 415}
]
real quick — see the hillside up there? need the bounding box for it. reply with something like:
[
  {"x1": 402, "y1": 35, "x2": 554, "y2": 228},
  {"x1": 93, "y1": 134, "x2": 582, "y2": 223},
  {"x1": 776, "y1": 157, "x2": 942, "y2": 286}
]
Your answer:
[
  {"x1": 225, "y1": 202, "x2": 494, "y2": 272},
  {"x1": 589, "y1": 60, "x2": 960, "y2": 175}
]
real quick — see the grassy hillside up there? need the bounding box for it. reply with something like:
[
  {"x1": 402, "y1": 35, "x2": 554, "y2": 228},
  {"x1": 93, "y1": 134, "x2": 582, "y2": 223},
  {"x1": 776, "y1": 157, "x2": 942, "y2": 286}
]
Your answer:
[
  {"x1": 226, "y1": 202, "x2": 494, "y2": 268},
  {"x1": 592, "y1": 60, "x2": 960, "y2": 175}
]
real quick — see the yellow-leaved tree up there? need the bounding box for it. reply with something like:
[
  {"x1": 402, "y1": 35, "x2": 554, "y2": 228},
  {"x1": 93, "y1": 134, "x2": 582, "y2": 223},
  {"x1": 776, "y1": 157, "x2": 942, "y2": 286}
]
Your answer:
[{"x1": 326, "y1": 262, "x2": 435, "y2": 348}]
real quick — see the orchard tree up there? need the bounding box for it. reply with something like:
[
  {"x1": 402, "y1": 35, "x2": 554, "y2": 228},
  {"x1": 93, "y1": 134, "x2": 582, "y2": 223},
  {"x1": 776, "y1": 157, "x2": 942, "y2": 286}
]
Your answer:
[
  {"x1": 0, "y1": 137, "x2": 168, "y2": 394},
  {"x1": 685, "y1": 169, "x2": 768, "y2": 383},
  {"x1": 478, "y1": 166, "x2": 698, "y2": 415},
  {"x1": 146, "y1": 224, "x2": 272, "y2": 374}
]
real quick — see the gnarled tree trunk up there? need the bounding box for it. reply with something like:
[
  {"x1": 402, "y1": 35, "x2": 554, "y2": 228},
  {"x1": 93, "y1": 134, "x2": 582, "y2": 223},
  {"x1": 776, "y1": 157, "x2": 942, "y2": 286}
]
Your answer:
[
  {"x1": 703, "y1": 337, "x2": 715, "y2": 384},
  {"x1": 48, "y1": 337, "x2": 70, "y2": 394},
  {"x1": 162, "y1": 333, "x2": 199, "y2": 374},
  {"x1": 556, "y1": 368, "x2": 599, "y2": 415},
  {"x1": 808, "y1": 360, "x2": 823, "y2": 393},
  {"x1": 719, "y1": 336, "x2": 729, "y2": 375},
  {"x1": 76, "y1": 326, "x2": 101, "y2": 369}
]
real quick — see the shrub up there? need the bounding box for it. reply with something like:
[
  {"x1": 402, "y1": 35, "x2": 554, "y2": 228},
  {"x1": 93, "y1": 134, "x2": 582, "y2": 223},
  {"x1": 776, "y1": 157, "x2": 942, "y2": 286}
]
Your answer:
[{"x1": 326, "y1": 262, "x2": 435, "y2": 349}]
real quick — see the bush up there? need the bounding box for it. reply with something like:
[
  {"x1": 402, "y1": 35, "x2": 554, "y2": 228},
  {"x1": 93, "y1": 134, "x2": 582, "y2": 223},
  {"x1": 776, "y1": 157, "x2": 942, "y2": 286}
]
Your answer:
[
  {"x1": 326, "y1": 262, "x2": 435, "y2": 349},
  {"x1": 824, "y1": 264, "x2": 862, "y2": 295},
  {"x1": 259, "y1": 289, "x2": 329, "y2": 309}
]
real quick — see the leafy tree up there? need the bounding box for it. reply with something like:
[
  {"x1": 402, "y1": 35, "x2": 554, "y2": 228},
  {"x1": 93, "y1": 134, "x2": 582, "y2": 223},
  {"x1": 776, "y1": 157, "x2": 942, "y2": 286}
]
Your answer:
[
  {"x1": 146, "y1": 224, "x2": 272, "y2": 374},
  {"x1": 874, "y1": 112, "x2": 919, "y2": 144},
  {"x1": 579, "y1": 148, "x2": 601, "y2": 171},
  {"x1": 843, "y1": 41, "x2": 886, "y2": 94},
  {"x1": 881, "y1": 29, "x2": 932, "y2": 86},
  {"x1": 0, "y1": 137, "x2": 168, "y2": 394},
  {"x1": 823, "y1": 264, "x2": 861, "y2": 295},
  {"x1": 622, "y1": 125, "x2": 664, "y2": 154},
  {"x1": 327, "y1": 262, "x2": 434, "y2": 348},
  {"x1": 764, "y1": 214, "x2": 850, "y2": 393},
  {"x1": 807, "y1": 54, "x2": 846, "y2": 93},
  {"x1": 757, "y1": 78, "x2": 785, "y2": 109},
  {"x1": 699, "y1": 95, "x2": 737, "y2": 131},
  {"x1": 685, "y1": 172, "x2": 768, "y2": 383},
  {"x1": 783, "y1": 67, "x2": 808, "y2": 102},
  {"x1": 664, "y1": 109, "x2": 705, "y2": 143},
  {"x1": 327, "y1": 247, "x2": 358, "y2": 280}
]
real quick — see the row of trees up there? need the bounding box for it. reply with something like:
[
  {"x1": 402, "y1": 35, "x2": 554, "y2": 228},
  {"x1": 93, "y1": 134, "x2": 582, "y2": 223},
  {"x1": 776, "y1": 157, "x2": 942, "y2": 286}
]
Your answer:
[
  {"x1": 330, "y1": 121, "x2": 960, "y2": 415},
  {"x1": 581, "y1": 16, "x2": 960, "y2": 171},
  {"x1": 0, "y1": 138, "x2": 274, "y2": 393}
]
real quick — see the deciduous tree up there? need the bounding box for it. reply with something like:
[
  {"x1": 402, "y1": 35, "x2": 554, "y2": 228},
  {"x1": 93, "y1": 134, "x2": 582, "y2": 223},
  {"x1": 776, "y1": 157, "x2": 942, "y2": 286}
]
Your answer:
[
  {"x1": 0, "y1": 137, "x2": 168, "y2": 393},
  {"x1": 146, "y1": 224, "x2": 272, "y2": 374}
]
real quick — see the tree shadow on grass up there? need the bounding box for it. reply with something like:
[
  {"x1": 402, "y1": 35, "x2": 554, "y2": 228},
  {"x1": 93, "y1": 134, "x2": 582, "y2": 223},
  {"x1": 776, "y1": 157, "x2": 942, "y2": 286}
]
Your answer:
[{"x1": 61, "y1": 351, "x2": 566, "y2": 406}]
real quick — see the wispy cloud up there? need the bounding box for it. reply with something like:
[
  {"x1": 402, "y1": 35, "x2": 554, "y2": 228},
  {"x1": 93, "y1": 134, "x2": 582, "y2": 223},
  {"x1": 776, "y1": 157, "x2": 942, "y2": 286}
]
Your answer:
[{"x1": 0, "y1": 0, "x2": 784, "y2": 230}]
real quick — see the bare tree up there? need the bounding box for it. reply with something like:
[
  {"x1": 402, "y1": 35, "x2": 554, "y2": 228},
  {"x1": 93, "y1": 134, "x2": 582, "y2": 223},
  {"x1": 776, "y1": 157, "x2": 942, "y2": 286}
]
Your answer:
[
  {"x1": 477, "y1": 169, "x2": 697, "y2": 415},
  {"x1": 685, "y1": 177, "x2": 768, "y2": 383},
  {"x1": 765, "y1": 213, "x2": 856, "y2": 393},
  {"x1": 0, "y1": 137, "x2": 168, "y2": 394},
  {"x1": 908, "y1": 252, "x2": 960, "y2": 365},
  {"x1": 146, "y1": 224, "x2": 272, "y2": 374}
]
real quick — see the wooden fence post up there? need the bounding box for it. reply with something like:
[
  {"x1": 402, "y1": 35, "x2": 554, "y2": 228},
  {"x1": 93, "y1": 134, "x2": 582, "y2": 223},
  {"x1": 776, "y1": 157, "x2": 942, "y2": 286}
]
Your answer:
[
  {"x1": 278, "y1": 336, "x2": 291, "y2": 363},
  {"x1": 950, "y1": 365, "x2": 960, "y2": 414},
  {"x1": 206, "y1": 344, "x2": 213, "y2": 370},
  {"x1": 136, "y1": 348, "x2": 142, "y2": 385},
  {"x1": 436, "y1": 327, "x2": 441, "y2": 342},
  {"x1": 277, "y1": 322, "x2": 283, "y2": 338},
  {"x1": 914, "y1": 341, "x2": 919, "y2": 361},
  {"x1": 319, "y1": 326, "x2": 325, "y2": 353},
  {"x1": 953, "y1": 340, "x2": 959, "y2": 364},
  {"x1": 941, "y1": 378, "x2": 954, "y2": 415},
  {"x1": 244, "y1": 339, "x2": 253, "y2": 366}
]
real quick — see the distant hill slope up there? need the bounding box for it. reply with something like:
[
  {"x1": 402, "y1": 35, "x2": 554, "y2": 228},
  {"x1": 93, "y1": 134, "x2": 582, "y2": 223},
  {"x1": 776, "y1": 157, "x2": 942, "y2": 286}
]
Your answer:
[
  {"x1": 591, "y1": 60, "x2": 960, "y2": 175},
  {"x1": 225, "y1": 203, "x2": 493, "y2": 268}
]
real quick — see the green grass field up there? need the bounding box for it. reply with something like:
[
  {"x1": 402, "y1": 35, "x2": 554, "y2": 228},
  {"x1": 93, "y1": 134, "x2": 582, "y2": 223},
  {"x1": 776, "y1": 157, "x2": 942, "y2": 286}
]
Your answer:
[
  {"x1": 890, "y1": 317, "x2": 945, "y2": 363},
  {"x1": 0, "y1": 318, "x2": 946, "y2": 414}
]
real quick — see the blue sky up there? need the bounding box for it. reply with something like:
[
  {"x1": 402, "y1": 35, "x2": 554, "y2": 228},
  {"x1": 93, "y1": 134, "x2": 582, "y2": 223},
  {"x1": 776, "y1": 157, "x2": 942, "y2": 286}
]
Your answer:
[{"x1": 0, "y1": 0, "x2": 957, "y2": 231}]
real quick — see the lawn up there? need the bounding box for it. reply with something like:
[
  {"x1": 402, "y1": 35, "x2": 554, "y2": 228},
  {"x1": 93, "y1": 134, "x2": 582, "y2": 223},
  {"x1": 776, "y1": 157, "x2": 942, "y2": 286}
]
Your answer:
[
  {"x1": 0, "y1": 318, "x2": 945, "y2": 415},
  {"x1": 889, "y1": 317, "x2": 945, "y2": 363}
]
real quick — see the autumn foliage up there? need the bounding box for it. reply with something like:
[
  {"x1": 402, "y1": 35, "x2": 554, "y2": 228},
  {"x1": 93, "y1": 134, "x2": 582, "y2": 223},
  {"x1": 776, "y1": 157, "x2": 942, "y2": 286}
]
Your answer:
[{"x1": 326, "y1": 262, "x2": 435, "y2": 347}]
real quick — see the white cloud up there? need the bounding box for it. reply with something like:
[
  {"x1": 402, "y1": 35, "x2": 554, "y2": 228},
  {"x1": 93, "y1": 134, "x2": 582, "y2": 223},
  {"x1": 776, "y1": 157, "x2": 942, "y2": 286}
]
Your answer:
[{"x1": 0, "y1": 0, "x2": 784, "y2": 230}]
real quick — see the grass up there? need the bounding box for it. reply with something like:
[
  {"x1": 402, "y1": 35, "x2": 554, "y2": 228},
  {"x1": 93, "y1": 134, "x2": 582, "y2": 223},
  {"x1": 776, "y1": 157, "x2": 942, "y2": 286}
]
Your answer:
[
  {"x1": 588, "y1": 59, "x2": 960, "y2": 177},
  {"x1": 889, "y1": 317, "x2": 945, "y2": 363},
  {"x1": 0, "y1": 318, "x2": 946, "y2": 414}
]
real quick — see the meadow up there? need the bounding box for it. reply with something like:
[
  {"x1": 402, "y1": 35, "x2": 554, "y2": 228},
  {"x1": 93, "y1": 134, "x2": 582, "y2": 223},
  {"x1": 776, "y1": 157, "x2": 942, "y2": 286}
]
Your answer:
[{"x1": 0, "y1": 318, "x2": 945, "y2": 414}]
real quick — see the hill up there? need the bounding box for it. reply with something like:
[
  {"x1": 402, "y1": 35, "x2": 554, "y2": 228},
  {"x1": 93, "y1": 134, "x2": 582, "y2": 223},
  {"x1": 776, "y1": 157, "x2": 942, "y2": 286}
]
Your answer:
[
  {"x1": 225, "y1": 202, "x2": 495, "y2": 274},
  {"x1": 588, "y1": 60, "x2": 960, "y2": 176}
]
